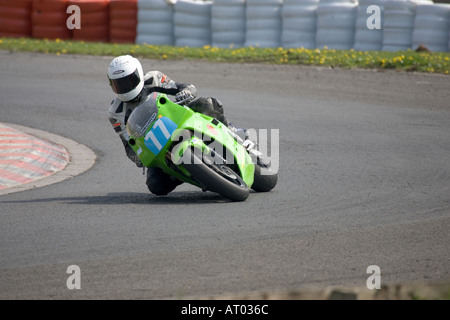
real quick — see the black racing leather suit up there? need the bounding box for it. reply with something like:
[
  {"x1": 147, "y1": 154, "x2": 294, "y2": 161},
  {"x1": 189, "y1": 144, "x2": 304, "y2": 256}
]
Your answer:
[{"x1": 108, "y1": 70, "x2": 229, "y2": 195}]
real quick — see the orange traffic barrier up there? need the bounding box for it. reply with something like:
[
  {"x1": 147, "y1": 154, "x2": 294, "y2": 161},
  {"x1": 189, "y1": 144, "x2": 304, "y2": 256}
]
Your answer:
[
  {"x1": 31, "y1": 0, "x2": 71, "y2": 40},
  {"x1": 0, "y1": 0, "x2": 32, "y2": 38},
  {"x1": 109, "y1": 0, "x2": 137, "y2": 44},
  {"x1": 70, "y1": 0, "x2": 109, "y2": 42}
]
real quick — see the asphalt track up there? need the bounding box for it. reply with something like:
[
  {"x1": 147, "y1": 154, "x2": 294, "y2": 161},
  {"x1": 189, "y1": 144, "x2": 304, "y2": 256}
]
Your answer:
[{"x1": 0, "y1": 50, "x2": 449, "y2": 299}]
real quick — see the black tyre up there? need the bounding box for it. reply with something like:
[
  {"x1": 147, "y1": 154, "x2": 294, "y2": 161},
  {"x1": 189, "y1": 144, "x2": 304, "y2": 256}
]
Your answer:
[
  {"x1": 251, "y1": 156, "x2": 278, "y2": 192},
  {"x1": 182, "y1": 147, "x2": 250, "y2": 202}
]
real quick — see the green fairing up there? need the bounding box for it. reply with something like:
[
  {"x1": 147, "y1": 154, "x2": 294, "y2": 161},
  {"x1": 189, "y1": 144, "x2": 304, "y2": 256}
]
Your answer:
[{"x1": 126, "y1": 93, "x2": 254, "y2": 191}]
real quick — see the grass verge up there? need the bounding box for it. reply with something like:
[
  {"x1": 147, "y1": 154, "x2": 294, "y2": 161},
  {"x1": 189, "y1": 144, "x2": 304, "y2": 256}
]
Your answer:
[{"x1": 1, "y1": 37, "x2": 449, "y2": 74}]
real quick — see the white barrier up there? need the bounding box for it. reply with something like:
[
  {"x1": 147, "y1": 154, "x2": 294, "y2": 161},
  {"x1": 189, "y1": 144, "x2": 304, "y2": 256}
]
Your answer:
[
  {"x1": 174, "y1": 0, "x2": 212, "y2": 47},
  {"x1": 281, "y1": 0, "x2": 319, "y2": 49},
  {"x1": 412, "y1": 3, "x2": 450, "y2": 52},
  {"x1": 211, "y1": 0, "x2": 246, "y2": 48},
  {"x1": 382, "y1": 0, "x2": 417, "y2": 51},
  {"x1": 136, "y1": 0, "x2": 174, "y2": 45},
  {"x1": 245, "y1": 0, "x2": 283, "y2": 48},
  {"x1": 353, "y1": 0, "x2": 386, "y2": 51},
  {"x1": 133, "y1": 0, "x2": 450, "y2": 52},
  {"x1": 316, "y1": 0, "x2": 358, "y2": 50}
]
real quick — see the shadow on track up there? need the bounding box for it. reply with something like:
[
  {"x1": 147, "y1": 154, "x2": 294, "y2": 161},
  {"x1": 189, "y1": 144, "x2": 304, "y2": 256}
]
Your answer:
[{"x1": 0, "y1": 191, "x2": 240, "y2": 205}]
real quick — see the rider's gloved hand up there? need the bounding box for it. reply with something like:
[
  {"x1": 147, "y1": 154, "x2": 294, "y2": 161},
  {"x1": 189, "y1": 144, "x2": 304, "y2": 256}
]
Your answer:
[
  {"x1": 243, "y1": 139, "x2": 256, "y2": 151},
  {"x1": 175, "y1": 90, "x2": 194, "y2": 103},
  {"x1": 125, "y1": 143, "x2": 143, "y2": 167}
]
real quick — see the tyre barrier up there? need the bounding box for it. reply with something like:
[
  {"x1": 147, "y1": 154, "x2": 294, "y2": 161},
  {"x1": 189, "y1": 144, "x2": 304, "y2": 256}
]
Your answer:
[
  {"x1": 281, "y1": 0, "x2": 319, "y2": 49},
  {"x1": 211, "y1": 0, "x2": 246, "y2": 48},
  {"x1": 136, "y1": 0, "x2": 174, "y2": 45},
  {"x1": 1, "y1": 0, "x2": 450, "y2": 52},
  {"x1": 32, "y1": 0, "x2": 72, "y2": 40},
  {"x1": 0, "y1": 0, "x2": 33, "y2": 38},
  {"x1": 316, "y1": 0, "x2": 358, "y2": 50},
  {"x1": 382, "y1": 0, "x2": 418, "y2": 51},
  {"x1": 70, "y1": 0, "x2": 109, "y2": 42},
  {"x1": 174, "y1": 0, "x2": 212, "y2": 47},
  {"x1": 244, "y1": 0, "x2": 283, "y2": 48},
  {"x1": 412, "y1": 3, "x2": 450, "y2": 53},
  {"x1": 110, "y1": 0, "x2": 137, "y2": 43},
  {"x1": 353, "y1": 0, "x2": 386, "y2": 51}
]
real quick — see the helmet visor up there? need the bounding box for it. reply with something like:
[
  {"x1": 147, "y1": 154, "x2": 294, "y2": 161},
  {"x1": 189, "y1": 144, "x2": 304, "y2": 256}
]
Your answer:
[{"x1": 109, "y1": 68, "x2": 141, "y2": 95}]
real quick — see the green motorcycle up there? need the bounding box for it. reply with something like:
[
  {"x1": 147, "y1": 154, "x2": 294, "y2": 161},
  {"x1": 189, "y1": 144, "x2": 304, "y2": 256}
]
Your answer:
[{"x1": 126, "y1": 92, "x2": 277, "y2": 201}]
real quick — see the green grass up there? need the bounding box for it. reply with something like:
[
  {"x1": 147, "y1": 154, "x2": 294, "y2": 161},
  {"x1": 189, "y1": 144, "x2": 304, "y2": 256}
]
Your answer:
[{"x1": 1, "y1": 37, "x2": 450, "y2": 74}]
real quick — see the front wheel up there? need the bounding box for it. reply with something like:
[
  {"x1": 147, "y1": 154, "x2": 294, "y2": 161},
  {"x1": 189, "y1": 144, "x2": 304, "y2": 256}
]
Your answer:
[{"x1": 182, "y1": 147, "x2": 250, "y2": 202}]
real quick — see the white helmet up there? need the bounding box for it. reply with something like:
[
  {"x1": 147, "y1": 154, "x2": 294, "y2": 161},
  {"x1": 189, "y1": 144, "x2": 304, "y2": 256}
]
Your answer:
[{"x1": 108, "y1": 55, "x2": 144, "y2": 102}]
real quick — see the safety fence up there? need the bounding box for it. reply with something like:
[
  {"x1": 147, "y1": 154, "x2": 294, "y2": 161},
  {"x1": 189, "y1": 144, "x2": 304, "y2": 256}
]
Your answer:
[{"x1": 0, "y1": 0, "x2": 449, "y2": 52}]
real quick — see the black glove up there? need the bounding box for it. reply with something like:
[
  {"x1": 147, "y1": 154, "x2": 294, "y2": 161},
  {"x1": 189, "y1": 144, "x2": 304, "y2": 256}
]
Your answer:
[
  {"x1": 175, "y1": 90, "x2": 194, "y2": 103},
  {"x1": 125, "y1": 143, "x2": 143, "y2": 167}
]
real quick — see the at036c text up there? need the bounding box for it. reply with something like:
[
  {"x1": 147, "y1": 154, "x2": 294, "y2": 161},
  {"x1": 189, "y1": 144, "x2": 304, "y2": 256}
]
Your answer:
[{"x1": 224, "y1": 304, "x2": 268, "y2": 315}]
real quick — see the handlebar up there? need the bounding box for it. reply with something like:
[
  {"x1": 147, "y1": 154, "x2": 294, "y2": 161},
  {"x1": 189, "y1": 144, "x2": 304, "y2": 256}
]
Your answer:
[{"x1": 174, "y1": 97, "x2": 194, "y2": 105}]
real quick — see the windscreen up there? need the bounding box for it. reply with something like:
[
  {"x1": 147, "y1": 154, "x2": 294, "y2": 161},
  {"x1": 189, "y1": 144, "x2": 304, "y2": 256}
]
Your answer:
[{"x1": 126, "y1": 94, "x2": 159, "y2": 138}]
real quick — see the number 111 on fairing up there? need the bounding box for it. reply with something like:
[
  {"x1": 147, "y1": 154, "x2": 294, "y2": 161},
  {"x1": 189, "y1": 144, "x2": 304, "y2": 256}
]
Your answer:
[{"x1": 144, "y1": 117, "x2": 178, "y2": 155}]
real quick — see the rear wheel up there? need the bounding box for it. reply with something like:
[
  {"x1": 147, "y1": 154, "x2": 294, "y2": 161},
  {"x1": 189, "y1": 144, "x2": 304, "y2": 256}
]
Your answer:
[{"x1": 182, "y1": 147, "x2": 249, "y2": 202}]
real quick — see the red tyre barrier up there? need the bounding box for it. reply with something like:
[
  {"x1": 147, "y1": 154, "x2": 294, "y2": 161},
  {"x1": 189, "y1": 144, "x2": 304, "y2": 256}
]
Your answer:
[
  {"x1": 32, "y1": 0, "x2": 71, "y2": 40},
  {"x1": 78, "y1": 11, "x2": 109, "y2": 26},
  {"x1": 32, "y1": 25, "x2": 71, "y2": 40},
  {"x1": 0, "y1": 19, "x2": 31, "y2": 36},
  {"x1": 70, "y1": 0, "x2": 109, "y2": 42},
  {"x1": 32, "y1": 11, "x2": 68, "y2": 26},
  {"x1": 109, "y1": 0, "x2": 137, "y2": 44},
  {"x1": 72, "y1": 25, "x2": 109, "y2": 42},
  {"x1": 70, "y1": 0, "x2": 109, "y2": 12},
  {"x1": 0, "y1": 0, "x2": 32, "y2": 38}
]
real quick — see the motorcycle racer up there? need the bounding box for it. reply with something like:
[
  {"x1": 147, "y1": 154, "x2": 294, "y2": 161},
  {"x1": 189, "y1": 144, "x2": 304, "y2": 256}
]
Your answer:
[{"x1": 107, "y1": 55, "x2": 248, "y2": 196}]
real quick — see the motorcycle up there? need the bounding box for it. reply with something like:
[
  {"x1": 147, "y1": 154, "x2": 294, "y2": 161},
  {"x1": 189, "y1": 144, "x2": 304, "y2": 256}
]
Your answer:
[{"x1": 126, "y1": 92, "x2": 277, "y2": 201}]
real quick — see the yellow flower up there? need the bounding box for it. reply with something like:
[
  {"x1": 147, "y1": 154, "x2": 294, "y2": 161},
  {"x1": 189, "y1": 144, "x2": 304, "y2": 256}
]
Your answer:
[{"x1": 162, "y1": 54, "x2": 167, "y2": 59}]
